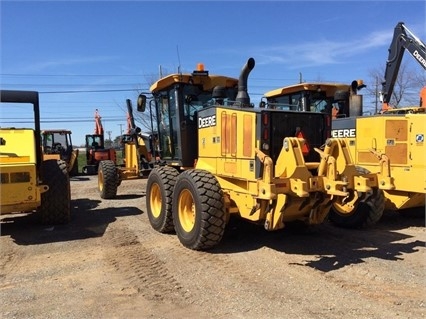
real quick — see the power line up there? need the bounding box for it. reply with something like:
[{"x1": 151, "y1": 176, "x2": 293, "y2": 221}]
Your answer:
[
  {"x1": 39, "y1": 89, "x2": 149, "y2": 94},
  {"x1": 0, "y1": 73, "x2": 149, "y2": 77},
  {"x1": 0, "y1": 117, "x2": 128, "y2": 124}
]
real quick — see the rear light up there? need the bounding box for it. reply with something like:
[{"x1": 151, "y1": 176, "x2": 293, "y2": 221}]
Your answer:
[
  {"x1": 261, "y1": 111, "x2": 270, "y2": 152},
  {"x1": 263, "y1": 128, "x2": 269, "y2": 140},
  {"x1": 262, "y1": 112, "x2": 269, "y2": 126}
]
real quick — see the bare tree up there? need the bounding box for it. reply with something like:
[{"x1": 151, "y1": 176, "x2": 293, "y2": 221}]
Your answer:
[{"x1": 367, "y1": 59, "x2": 426, "y2": 112}]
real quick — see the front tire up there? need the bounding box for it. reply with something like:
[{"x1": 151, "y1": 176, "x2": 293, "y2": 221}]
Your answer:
[
  {"x1": 172, "y1": 169, "x2": 226, "y2": 250},
  {"x1": 329, "y1": 167, "x2": 385, "y2": 228},
  {"x1": 40, "y1": 159, "x2": 71, "y2": 224},
  {"x1": 146, "y1": 166, "x2": 179, "y2": 233},
  {"x1": 98, "y1": 160, "x2": 118, "y2": 199}
]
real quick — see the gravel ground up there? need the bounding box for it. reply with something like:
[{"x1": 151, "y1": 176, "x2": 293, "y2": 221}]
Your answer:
[{"x1": 0, "y1": 175, "x2": 425, "y2": 319}]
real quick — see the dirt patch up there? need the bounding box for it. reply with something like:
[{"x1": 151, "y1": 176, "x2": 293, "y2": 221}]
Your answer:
[{"x1": 1, "y1": 175, "x2": 425, "y2": 318}]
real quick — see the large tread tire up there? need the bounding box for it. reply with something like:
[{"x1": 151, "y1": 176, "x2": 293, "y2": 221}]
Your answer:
[
  {"x1": 40, "y1": 159, "x2": 71, "y2": 225},
  {"x1": 329, "y1": 167, "x2": 385, "y2": 228},
  {"x1": 172, "y1": 169, "x2": 226, "y2": 250},
  {"x1": 146, "y1": 166, "x2": 179, "y2": 233},
  {"x1": 98, "y1": 160, "x2": 118, "y2": 199}
]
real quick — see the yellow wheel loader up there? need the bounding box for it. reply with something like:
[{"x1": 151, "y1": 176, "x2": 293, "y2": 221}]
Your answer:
[
  {"x1": 0, "y1": 90, "x2": 71, "y2": 224},
  {"x1": 138, "y1": 58, "x2": 387, "y2": 250}
]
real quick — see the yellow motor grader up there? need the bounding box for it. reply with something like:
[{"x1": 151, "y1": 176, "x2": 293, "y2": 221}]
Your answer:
[
  {"x1": 0, "y1": 90, "x2": 71, "y2": 224},
  {"x1": 262, "y1": 78, "x2": 424, "y2": 225},
  {"x1": 137, "y1": 58, "x2": 390, "y2": 251},
  {"x1": 262, "y1": 22, "x2": 425, "y2": 221}
]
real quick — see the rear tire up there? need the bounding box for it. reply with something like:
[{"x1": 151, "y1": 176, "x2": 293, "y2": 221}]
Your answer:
[
  {"x1": 146, "y1": 166, "x2": 179, "y2": 233},
  {"x1": 329, "y1": 167, "x2": 385, "y2": 228},
  {"x1": 40, "y1": 159, "x2": 70, "y2": 224},
  {"x1": 98, "y1": 160, "x2": 118, "y2": 199},
  {"x1": 172, "y1": 169, "x2": 226, "y2": 250}
]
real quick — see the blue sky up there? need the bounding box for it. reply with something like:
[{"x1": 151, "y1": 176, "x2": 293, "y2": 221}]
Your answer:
[{"x1": 1, "y1": 1, "x2": 425, "y2": 145}]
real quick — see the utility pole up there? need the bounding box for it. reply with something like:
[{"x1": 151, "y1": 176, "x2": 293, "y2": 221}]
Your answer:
[
  {"x1": 375, "y1": 76, "x2": 379, "y2": 114},
  {"x1": 118, "y1": 124, "x2": 123, "y2": 136},
  {"x1": 106, "y1": 130, "x2": 112, "y2": 141}
]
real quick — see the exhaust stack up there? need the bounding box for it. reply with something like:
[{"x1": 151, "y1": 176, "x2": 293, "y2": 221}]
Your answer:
[{"x1": 236, "y1": 57, "x2": 255, "y2": 107}]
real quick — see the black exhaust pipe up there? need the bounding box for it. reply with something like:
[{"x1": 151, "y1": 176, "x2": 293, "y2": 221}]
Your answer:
[{"x1": 236, "y1": 57, "x2": 255, "y2": 107}]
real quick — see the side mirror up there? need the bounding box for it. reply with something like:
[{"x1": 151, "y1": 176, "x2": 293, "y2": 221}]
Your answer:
[{"x1": 137, "y1": 94, "x2": 147, "y2": 112}]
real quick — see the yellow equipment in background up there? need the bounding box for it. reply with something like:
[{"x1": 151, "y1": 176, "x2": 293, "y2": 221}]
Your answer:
[
  {"x1": 97, "y1": 98, "x2": 152, "y2": 199},
  {"x1": 262, "y1": 79, "x2": 424, "y2": 223},
  {"x1": 0, "y1": 90, "x2": 71, "y2": 224},
  {"x1": 41, "y1": 129, "x2": 79, "y2": 176}
]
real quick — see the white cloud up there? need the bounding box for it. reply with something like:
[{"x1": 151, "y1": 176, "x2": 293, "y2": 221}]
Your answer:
[
  {"x1": 16, "y1": 56, "x2": 118, "y2": 74},
  {"x1": 254, "y1": 30, "x2": 392, "y2": 69}
]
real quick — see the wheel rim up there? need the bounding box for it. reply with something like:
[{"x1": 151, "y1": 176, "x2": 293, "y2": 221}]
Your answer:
[
  {"x1": 98, "y1": 170, "x2": 104, "y2": 191},
  {"x1": 178, "y1": 189, "x2": 195, "y2": 232},
  {"x1": 150, "y1": 183, "x2": 162, "y2": 218}
]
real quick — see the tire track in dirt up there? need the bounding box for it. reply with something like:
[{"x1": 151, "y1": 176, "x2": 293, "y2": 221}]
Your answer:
[{"x1": 103, "y1": 222, "x2": 191, "y2": 304}]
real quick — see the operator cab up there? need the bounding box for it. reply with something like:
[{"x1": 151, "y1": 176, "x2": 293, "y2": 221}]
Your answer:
[
  {"x1": 41, "y1": 129, "x2": 74, "y2": 158},
  {"x1": 263, "y1": 82, "x2": 356, "y2": 117},
  {"x1": 141, "y1": 64, "x2": 239, "y2": 168},
  {"x1": 85, "y1": 134, "x2": 104, "y2": 150}
]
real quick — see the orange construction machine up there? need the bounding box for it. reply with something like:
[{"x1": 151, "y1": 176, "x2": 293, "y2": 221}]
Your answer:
[{"x1": 82, "y1": 109, "x2": 116, "y2": 175}]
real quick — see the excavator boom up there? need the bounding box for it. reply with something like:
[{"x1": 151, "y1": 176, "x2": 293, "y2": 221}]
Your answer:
[
  {"x1": 381, "y1": 22, "x2": 426, "y2": 110},
  {"x1": 94, "y1": 109, "x2": 104, "y2": 135}
]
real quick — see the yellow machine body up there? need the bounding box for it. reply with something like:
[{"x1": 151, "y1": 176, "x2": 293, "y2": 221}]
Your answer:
[
  {"x1": 263, "y1": 81, "x2": 425, "y2": 212},
  {"x1": 0, "y1": 129, "x2": 48, "y2": 214},
  {"x1": 143, "y1": 59, "x2": 389, "y2": 250},
  {"x1": 195, "y1": 105, "x2": 381, "y2": 230},
  {"x1": 1, "y1": 90, "x2": 71, "y2": 224},
  {"x1": 120, "y1": 135, "x2": 151, "y2": 179},
  {"x1": 354, "y1": 114, "x2": 425, "y2": 210}
]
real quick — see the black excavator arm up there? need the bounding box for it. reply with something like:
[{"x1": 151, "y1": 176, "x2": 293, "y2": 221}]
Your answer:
[{"x1": 381, "y1": 22, "x2": 426, "y2": 105}]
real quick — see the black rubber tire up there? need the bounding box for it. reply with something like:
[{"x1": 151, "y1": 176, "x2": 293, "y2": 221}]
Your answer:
[
  {"x1": 146, "y1": 166, "x2": 179, "y2": 233},
  {"x1": 172, "y1": 169, "x2": 226, "y2": 250},
  {"x1": 40, "y1": 159, "x2": 71, "y2": 225},
  {"x1": 329, "y1": 167, "x2": 385, "y2": 228},
  {"x1": 98, "y1": 160, "x2": 118, "y2": 199}
]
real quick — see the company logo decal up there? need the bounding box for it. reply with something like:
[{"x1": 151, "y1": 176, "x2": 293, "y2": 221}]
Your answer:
[
  {"x1": 198, "y1": 115, "x2": 216, "y2": 128},
  {"x1": 331, "y1": 128, "x2": 356, "y2": 138}
]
